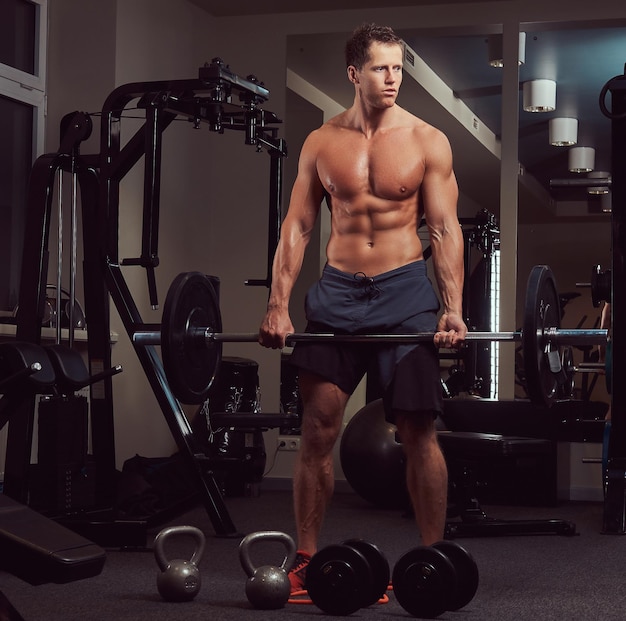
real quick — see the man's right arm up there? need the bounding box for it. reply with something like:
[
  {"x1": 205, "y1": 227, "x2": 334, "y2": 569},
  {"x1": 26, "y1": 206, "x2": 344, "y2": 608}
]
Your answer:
[{"x1": 259, "y1": 132, "x2": 325, "y2": 348}]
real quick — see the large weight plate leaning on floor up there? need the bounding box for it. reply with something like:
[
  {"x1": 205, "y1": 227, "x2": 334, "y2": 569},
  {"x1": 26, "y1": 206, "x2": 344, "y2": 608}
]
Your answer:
[
  {"x1": 161, "y1": 271, "x2": 222, "y2": 404},
  {"x1": 523, "y1": 265, "x2": 562, "y2": 407}
]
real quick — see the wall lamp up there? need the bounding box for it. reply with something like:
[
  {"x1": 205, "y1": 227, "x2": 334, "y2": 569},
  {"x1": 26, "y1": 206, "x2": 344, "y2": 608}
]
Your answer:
[
  {"x1": 487, "y1": 32, "x2": 526, "y2": 67},
  {"x1": 549, "y1": 117, "x2": 578, "y2": 146},
  {"x1": 569, "y1": 147, "x2": 595, "y2": 173},
  {"x1": 523, "y1": 79, "x2": 556, "y2": 112}
]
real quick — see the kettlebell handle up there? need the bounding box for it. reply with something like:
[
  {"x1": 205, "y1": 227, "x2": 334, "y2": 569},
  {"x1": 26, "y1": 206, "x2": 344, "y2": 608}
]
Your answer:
[
  {"x1": 154, "y1": 525, "x2": 206, "y2": 572},
  {"x1": 239, "y1": 530, "x2": 297, "y2": 577}
]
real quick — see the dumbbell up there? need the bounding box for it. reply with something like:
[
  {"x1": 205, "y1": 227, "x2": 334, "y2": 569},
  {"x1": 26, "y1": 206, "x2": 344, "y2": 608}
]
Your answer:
[
  {"x1": 305, "y1": 538, "x2": 390, "y2": 615},
  {"x1": 392, "y1": 540, "x2": 479, "y2": 618}
]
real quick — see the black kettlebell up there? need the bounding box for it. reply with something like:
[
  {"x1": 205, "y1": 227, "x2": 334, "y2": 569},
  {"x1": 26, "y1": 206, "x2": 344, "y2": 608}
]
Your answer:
[
  {"x1": 154, "y1": 525, "x2": 205, "y2": 602},
  {"x1": 238, "y1": 530, "x2": 297, "y2": 609}
]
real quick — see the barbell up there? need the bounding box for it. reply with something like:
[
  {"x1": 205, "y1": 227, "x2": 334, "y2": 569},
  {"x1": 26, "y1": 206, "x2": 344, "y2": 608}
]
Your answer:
[{"x1": 131, "y1": 265, "x2": 608, "y2": 407}]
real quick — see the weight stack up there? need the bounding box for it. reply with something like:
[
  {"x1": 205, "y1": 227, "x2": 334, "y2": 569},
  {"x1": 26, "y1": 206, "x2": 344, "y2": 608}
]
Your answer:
[
  {"x1": 196, "y1": 357, "x2": 266, "y2": 497},
  {"x1": 30, "y1": 395, "x2": 96, "y2": 512},
  {"x1": 30, "y1": 460, "x2": 96, "y2": 513}
]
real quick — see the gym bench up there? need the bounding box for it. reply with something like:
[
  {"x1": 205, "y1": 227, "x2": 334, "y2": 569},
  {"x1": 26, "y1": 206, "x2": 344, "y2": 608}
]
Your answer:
[{"x1": 438, "y1": 430, "x2": 576, "y2": 537}]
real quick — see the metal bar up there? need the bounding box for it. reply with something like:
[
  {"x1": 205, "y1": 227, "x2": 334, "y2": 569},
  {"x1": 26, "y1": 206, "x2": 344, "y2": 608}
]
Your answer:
[
  {"x1": 69, "y1": 168, "x2": 78, "y2": 348},
  {"x1": 282, "y1": 331, "x2": 519, "y2": 344},
  {"x1": 544, "y1": 328, "x2": 608, "y2": 345},
  {"x1": 550, "y1": 178, "x2": 611, "y2": 188},
  {"x1": 575, "y1": 362, "x2": 606, "y2": 373},
  {"x1": 133, "y1": 328, "x2": 609, "y2": 346},
  {"x1": 133, "y1": 329, "x2": 521, "y2": 344},
  {"x1": 55, "y1": 170, "x2": 63, "y2": 345}
]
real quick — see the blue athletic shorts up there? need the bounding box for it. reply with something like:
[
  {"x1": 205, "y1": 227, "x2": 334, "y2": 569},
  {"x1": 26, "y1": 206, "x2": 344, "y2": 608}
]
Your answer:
[{"x1": 288, "y1": 260, "x2": 444, "y2": 419}]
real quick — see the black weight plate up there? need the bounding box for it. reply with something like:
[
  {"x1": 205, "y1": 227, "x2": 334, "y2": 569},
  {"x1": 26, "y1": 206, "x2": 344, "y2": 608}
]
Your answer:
[
  {"x1": 306, "y1": 543, "x2": 372, "y2": 615},
  {"x1": 161, "y1": 271, "x2": 222, "y2": 404},
  {"x1": 523, "y1": 265, "x2": 561, "y2": 407},
  {"x1": 591, "y1": 264, "x2": 611, "y2": 308},
  {"x1": 342, "y1": 539, "x2": 390, "y2": 606},
  {"x1": 392, "y1": 546, "x2": 457, "y2": 619},
  {"x1": 432, "y1": 541, "x2": 479, "y2": 611}
]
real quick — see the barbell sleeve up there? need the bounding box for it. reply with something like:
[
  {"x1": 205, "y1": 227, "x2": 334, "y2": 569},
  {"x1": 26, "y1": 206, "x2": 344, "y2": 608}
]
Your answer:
[{"x1": 543, "y1": 328, "x2": 608, "y2": 345}]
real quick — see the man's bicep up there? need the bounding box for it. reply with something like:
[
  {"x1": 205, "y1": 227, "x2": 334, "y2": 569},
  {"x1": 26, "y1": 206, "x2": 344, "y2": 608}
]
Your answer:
[
  {"x1": 421, "y1": 132, "x2": 458, "y2": 224},
  {"x1": 283, "y1": 168, "x2": 324, "y2": 239}
]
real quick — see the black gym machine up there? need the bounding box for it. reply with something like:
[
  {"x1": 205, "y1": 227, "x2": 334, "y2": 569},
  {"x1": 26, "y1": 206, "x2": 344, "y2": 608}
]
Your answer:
[
  {"x1": 550, "y1": 65, "x2": 626, "y2": 534},
  {"x1": 598, "y1": 67, "x2": 626, "y2": 534},
  {"x1": 2, "y1": 59, "x2": 288, "y2": 544}
]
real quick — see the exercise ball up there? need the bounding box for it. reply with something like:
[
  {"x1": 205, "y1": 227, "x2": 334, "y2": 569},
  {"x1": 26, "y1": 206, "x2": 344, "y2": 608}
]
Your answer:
[{"x1": 340, "y1": 399, "x2": 409, "y2": 509}]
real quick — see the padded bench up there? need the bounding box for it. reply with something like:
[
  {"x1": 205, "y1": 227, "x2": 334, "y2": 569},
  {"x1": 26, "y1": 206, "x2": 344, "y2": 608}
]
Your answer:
[
  {"x1": 436, "y1": 430, "x2": 575, "y2": 538},
  {"x1": 442, "y1": 398, "x2": 608, "y2": 443},
  {"x1": 438, "y1": 430, "x2": 557, "y2": 505},
  {"x1": 0, "y1": 493, "x2": 106, "y2": 585}
]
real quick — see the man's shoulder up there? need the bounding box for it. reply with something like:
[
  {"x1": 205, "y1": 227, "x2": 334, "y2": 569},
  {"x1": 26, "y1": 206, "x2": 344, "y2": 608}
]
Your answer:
[
  {"x1": 321, "y1": 110, "x2": 352, "y2": 131},
  {"x1": 304, "y1": 114, "x2": 352, "y2": 145},
  {"x1": 397, "y1": 107, "x2": 442, "y2": 135}
]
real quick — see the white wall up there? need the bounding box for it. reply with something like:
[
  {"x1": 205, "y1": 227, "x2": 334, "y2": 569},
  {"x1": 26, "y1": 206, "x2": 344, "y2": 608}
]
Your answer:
[{"x1": 39, "y1": 1, "x2": 618, "y2": 499}]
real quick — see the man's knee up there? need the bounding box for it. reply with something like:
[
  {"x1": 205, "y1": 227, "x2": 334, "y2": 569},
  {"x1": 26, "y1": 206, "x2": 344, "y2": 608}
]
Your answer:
[{"x1": 395, "y1": 409, "x2": 438, "y2": 441}]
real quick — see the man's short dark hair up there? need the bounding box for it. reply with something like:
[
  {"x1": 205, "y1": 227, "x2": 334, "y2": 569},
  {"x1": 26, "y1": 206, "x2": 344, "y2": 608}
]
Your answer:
[{"x1": 345, "y1": 23, "x2": 403, "y2": 69}]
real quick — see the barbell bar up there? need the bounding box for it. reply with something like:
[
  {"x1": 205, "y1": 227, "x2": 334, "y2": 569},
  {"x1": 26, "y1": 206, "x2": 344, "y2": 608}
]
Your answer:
[
  {"x1": 134, "y1": 328, "x2": 606, "y2": 347},
  {"x1": 133, "y1": 266, "x2": 609, "y2": 407}
]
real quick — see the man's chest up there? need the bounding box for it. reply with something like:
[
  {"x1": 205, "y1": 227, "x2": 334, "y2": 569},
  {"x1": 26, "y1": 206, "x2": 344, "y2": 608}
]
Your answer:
[{"x1": 316, "y1": 135, "x2": 424, "y2": 202}]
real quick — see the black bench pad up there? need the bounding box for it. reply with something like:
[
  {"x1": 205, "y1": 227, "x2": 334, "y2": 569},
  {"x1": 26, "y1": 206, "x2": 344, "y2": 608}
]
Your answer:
[
  {"x1": 437, "y1": 430, "x2": 553, "y2": 459},
  {"x1": 0, "y1": 494, "x2": 105, "y2": 585}
]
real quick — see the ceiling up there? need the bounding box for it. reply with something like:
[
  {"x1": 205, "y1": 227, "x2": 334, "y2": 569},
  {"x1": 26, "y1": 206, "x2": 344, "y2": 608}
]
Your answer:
[
  {"x1": 191, "y1": 0, "x2": 509, "y2": 16},
  {"x1": 191, "y1": 0, "x2": 626, "y2": 224}
]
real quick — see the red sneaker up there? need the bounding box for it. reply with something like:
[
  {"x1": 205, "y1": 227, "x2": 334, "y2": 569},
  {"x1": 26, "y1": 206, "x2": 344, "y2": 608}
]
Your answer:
[{"x1": 288, "y1": 550, "x2": 311, "y2": 593}]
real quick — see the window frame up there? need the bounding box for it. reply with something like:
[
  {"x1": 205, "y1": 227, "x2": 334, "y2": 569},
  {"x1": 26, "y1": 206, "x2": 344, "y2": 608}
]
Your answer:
[{"x1": 0, "y1": 0, "x2": 47, "y2": 158}]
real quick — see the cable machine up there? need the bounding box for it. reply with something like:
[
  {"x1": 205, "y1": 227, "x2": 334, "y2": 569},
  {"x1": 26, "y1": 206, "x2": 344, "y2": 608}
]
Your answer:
[{"x1": 3, "y1": 59, "x2": 286, "y2": 543}]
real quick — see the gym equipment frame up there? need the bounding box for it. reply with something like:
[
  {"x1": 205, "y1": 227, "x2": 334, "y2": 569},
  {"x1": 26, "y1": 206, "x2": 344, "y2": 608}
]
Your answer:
[{"x1": 6, "y1": 60, "x2": 286, "y2": 541}]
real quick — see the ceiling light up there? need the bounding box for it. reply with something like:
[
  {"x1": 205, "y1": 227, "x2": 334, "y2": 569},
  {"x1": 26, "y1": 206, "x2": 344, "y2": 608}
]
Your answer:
[
  {"x1": 601, "y1": 193, "x2": 612, "y2": 213},
  {"x1": 587, "y1": 171, "x2": 611, "y2": 195},
  {"x1": 569, "y1": 147, "x2": 595, "y2": 173},
  {"x1": 522, "y1": 79, "x2": 556, "y2": 112},
  {"x1": 487, "y1": 32, "x2": 526, "y2": 67},
  {"x1": 549, "y1": 117, "x2": 578, "y2": 146}
]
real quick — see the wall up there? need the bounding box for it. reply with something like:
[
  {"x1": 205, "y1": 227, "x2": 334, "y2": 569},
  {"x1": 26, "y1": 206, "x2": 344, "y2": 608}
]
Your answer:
[{"x1": 37, "y1": 1, "x2": 619, "y2": 501}]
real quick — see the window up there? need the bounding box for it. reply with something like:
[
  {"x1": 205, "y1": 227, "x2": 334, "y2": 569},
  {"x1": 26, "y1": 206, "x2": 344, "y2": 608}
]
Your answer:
[{"x1": 0, "y1": 0, "x2": 47, "y2": 313}]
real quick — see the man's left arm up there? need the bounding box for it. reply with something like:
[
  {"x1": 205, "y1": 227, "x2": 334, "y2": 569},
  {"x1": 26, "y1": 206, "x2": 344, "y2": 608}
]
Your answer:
[{"x1": 421, "y1": 129, "x2": 467, "y2": 348}]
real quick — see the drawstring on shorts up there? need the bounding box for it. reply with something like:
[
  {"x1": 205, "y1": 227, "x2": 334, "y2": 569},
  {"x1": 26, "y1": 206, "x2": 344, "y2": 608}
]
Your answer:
[{"x1": 353, "y1": 271, "x2": 382, "y2": 299}]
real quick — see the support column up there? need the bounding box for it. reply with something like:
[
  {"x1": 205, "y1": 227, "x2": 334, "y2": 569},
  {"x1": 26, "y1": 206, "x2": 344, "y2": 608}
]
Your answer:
[{"x1": 497, "y1": 22, "x2": 521, "y2": 400}]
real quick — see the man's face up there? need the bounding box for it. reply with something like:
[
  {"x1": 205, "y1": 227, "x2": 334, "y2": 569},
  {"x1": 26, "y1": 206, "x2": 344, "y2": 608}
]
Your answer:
[{"x1": 350, "y1": 41, "x2": 404, "y2": 108}]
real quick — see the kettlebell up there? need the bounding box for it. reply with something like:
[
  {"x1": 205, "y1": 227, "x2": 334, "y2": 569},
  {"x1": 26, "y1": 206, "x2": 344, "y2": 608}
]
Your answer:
[
  {"x1": 238, "y1": 530, "x2": 297, "y2": 610},
  {"x1": 154, "y1": 525, "x2": 205, "y2": 602}
]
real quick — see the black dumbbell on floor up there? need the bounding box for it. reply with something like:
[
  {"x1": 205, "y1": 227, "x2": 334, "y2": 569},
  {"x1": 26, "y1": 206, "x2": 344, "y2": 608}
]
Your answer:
[
  {"x1": 392, "y1": 540, "x2": 479, "y2": 618},
  {"x1": 305, "y1": 538, "x2": 390, "y2": 615}
]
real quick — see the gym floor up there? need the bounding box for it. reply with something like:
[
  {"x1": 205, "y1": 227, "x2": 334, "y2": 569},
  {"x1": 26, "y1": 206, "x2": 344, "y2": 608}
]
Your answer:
[{"x1": 1, "y1": 489, "x2": 625, "y2": 620}]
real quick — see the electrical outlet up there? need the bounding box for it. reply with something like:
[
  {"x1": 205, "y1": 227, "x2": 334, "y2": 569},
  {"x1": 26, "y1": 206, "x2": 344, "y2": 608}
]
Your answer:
[{"x1": 277, "y1": 436, "x2": 301, "y2": 451}]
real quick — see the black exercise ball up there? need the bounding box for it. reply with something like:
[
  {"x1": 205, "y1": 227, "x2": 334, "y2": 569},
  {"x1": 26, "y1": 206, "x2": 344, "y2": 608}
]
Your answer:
[{"x1": 340, "y1": 399, "x2": 409, "y2": 509}]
